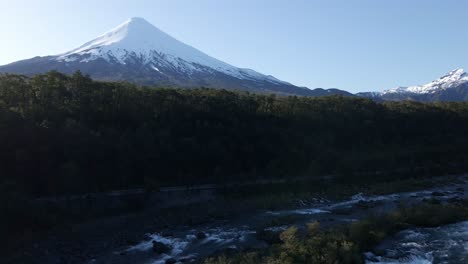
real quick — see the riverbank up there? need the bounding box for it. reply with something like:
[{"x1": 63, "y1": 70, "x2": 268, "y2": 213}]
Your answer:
[
  {"x1": 204, "y1": 201, "x2": 468, "y2": 264},
  {"x1": 3, "y1": 173, "x2": 467, "y2": 263}
]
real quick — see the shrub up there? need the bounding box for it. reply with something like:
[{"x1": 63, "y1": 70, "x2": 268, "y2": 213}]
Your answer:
[{"x1": 203, "y1": 201, "x2": 468, "y2": 264}]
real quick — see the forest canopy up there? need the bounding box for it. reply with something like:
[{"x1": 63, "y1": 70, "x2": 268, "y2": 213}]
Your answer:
[{"x1": 1, "y1": 71, "x2": 468, "y2": 196}]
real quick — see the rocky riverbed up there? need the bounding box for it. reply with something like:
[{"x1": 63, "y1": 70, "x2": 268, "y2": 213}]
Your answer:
[
  {"x1": 5, "y1": 176, "x2": 468, "y2": 264},
  {"x1": 89, "y1": 177, "x2": 468, "y2": 264},
  {"x1": 365, "y1": 221, "x2": 468, "y2": 264}
]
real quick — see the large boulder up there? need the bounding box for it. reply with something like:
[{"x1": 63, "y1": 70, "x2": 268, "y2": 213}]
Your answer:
[
  {"x1": 196, "y1": 232, "x2": 207, "y2": 240},
  {"x1": 152, "y1": 241, "x2": 172, "y2": 254},
  {"x1": 165, "y1": 258, "x2": 177, "y2": 264}
]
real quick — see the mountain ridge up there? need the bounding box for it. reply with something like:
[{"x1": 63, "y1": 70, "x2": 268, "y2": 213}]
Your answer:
[
  {"x1": 357, "y1": 68, "x2": 468, "y2": 102},
  {"x1": 0, "y1": 17, "x2": 351, "y2": 97},
  {"x1": 2, "y1": 17, "x2": 468, "y2": 101}
]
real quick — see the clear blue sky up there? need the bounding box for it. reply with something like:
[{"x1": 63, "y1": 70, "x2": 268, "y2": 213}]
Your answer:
[{"x1": 1, "y1": 0, "x2": 468, "y2": 92}]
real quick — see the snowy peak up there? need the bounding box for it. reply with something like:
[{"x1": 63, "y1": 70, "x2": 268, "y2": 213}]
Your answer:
[
  {"x1": 56, "y1": 17, "x2": 289, "y2": 85},
  {"x1": 59, "y1": 17, "x2": 222, "y2": 64},
  {"x1": 442, "y1": 68, "x2": 466, "y2": 78},
  {"x1": 384, "y1": 69, "x2": 468, "y2": 95},
  {"x1": 2, "y1": 17, "x2": 340, "y2": 96},
  {"x1": 62, "y1": 17, "x2": 170, "y2": 55}
]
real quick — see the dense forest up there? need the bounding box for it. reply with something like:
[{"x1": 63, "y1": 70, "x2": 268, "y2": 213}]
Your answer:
[{"x1": 1, "y1": 71, "x2": 468, "y2": 196}]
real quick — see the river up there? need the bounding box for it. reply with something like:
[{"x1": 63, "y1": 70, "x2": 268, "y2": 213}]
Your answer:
[
  {"x1": 92, "y1": 177, "x2": 468, "y2": 264},
  {"x1": 365, "y1": 221, "x2": 468, "y2": 264}
]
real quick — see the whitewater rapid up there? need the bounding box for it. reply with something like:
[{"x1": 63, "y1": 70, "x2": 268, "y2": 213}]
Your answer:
[
  {"x1": 366, "y1": 221, "x2": 468, "y2": 264},
  {"x1": 99, "y1": 177, "x2": 468, "y2": 264}
]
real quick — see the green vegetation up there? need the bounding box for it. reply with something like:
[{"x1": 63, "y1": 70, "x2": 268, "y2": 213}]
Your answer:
[
  {"x1": 1, "y1": 71, "x2": 468, "y2": 260},
  {"x1": 1, "y1": 71, "x2": 468, "y2": 197},
  {"x1": 204, "y1": 201, "x2": 468, "y2": 264}
]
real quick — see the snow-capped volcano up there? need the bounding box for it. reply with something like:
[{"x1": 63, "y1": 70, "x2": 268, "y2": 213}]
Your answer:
[
  {"x1": 1, "y1": 17, "x2": 349, "y2": 96},
  {"x1": 56, "y1": 17, "x2": 284, "y2": 84},
  {"x1": 384, "y1": 69, "x2": 468, "y2": 95}
]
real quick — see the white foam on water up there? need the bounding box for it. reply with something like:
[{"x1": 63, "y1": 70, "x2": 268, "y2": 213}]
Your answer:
[
  {"x1": 367, "y1": 221, "x2": 468, "y2": 263},
  {"x1": 264, "y1": 225, "x2": 289, "y2": 232},
  {"x1": 365, "y1": 254, "x2": 433, "y2": 264},
  {"x1": 202, "y1": 227, "x2": 256, "y2": 245},
  {"x1": 292, "y1": 208, "x2": 331, "y2": 215},
  {"x1": 328, "y1": 192, "x2": 400, "y2": 210},
  {"x1": 124, "y1": 226, "x2": 259, "y2": 263},
  {"x1": 126, "y1": 233, "x2": 191, "y2": 253},
  {"x1": 399, "y1": 230, "x2": 429, "y2": 241}
]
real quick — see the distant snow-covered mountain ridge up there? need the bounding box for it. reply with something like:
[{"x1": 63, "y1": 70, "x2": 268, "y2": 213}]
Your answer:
[
  {"x1": 357, "y1": 69, "x2": 468, "y2": 102},
  {"x1": 0, "y1": 17, "x2": 351, "y2": 97}
]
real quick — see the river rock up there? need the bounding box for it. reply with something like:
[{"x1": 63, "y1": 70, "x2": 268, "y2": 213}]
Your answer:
[
  {"x1": 165, "y1": 258, "x2": 177, "y2": 264},
  {"x1": 331, "y1": 207, "x2": 354, "y2": 215},
  {"x1": 364, "y1": 252, "x2": 380, "y2": 262},
  {"x1": 152, "y1": 241, "x2": 172, "y2": 254},
  {"x1": 448, "y1": 197, "x2": 462, "y2": 204},
  {"x1": 143, "y1": 234, "x2": 153, "y2": 241},
  {"x1": 196, "y1": 232, "x2": 207, "y2": 240}
]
